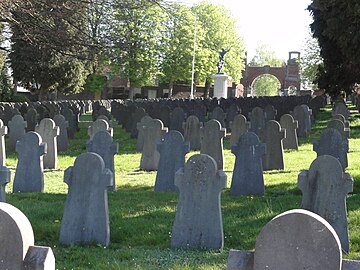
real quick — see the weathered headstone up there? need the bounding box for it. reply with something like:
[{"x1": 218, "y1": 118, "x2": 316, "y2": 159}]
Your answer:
[
  {"x1": 155, "y1": 131, "x2": 189, "y2": 192},
  {"x1": 97, "y1": 114, "x2": 112, "y2": 127},
  {"x1": 0, "y1": 202, "x2": 55, "y2": 269},
  {"x1": 8, "y1": 114, "x2": 27, "y2": 152},
  {"x1": 298, "y1": 155, "x2": 353, "y2": 253},
  {"x1": 332, "y1": 114, "x2": 350, "y2": 129},
  {"x1": 231, "y1": 132, "x2": 266, "y2": 196},
  {"x1": 183, "y1": 115, "x2": 202, "y2": 151},
  {"x1": 332, "y1": 102, "x2": 349, "y2": 120},
  {"x1": 292, "y1": 105, "x2": 310, "y2": 138},
  {"x1": 200, "y1": 119, "x2": 226, "y2": 170},
  {"x1": 62, "y1": 106, "x2": 77, "y2": 139},
  {"x1": 230, "y1": 114, "x2": 250, "y2": 147},
  {"x1": 13, "y1": 132, "x2": 46, "y2": 193},
  {"x1": 210, "y1": 107, "x2": 226, "y2": 128},
  {"x1": 60, "y1": 152, "x2": 113, "y2": 246},
  {"x1": 280, "y1": 114, "x2": 298, "y2": 150},
  {"x1": 87, "y1": 131, "x2": 118, "y2": 192},
  {"x1": 171, "y1": 154, "x2": 227, "y2": 249},
  {"x1": 140, "y1": 119, "x2": 168, "y2": 171},
  {"x1": 88, "y1": 119, "x2": 113, "y2": 140},
  {"x1": 327, "y1": 119, "x2": 350, "y2": 140},
  {"x1": 35, "y1": 118, "x2": 59, "y2": 169},
  {"x1": 260, "y1": 120, "x2": 285, "y2": 171},
  {"x1": 129, "y1": 107, "x2": 146, "y2": 138},
  {"x1": 0, "y1": 166, "x2": 10, "y2": 202},
  {"x1": 170, "y1": 107, "x2": 186, "y2": 134},
  {"x1": 313, "y1": 128, "x2": 348, "y2": 171},
  {"x1": 25, "y1": 107, "x2": 38, "y2": 132},
  {"x1": 136, "y1": 115, "x2": 153, "y2": 151},
  {"x1": 0, "y1": 119, "x2": 7, "y2": 166},
  {"x1": 249, "y1": 107, "x2": 265, "y2": 135},
  {"x1": 54, "y1": 114, "x2": 69, "y2": 152},
  {"x1": 264, "y1": 104, "x2": 277, "y2": 122}
]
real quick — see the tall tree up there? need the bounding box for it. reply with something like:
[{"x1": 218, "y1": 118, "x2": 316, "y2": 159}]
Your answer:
[
  {"x1": 308, "y1": 0, "x2": 360, "y2": 97},
  {"x1": 192, "y1": 2, "x2": 246, "y2": 97},
  {"x1": 249, "y1": 44, "x2": 284, "y2": 96}
]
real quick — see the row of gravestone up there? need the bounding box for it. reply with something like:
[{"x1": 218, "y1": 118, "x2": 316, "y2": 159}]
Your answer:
[{"x1": 110, "y1": 95, "x2": 325, "y2": 136}]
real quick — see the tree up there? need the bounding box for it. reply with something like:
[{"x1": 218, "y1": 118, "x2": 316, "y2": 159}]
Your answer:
[
  {"x1": 300, "y1": 31, "x2": 323, "y2": 90},
  {"x1": 192, "y1": 2, "x2": 246, "y2": 97},
  {"x1": 249, "y1": 44, "x2": 284, "y2": 96},
  {"x1": 308, "y1": 0, "x2": 360, "y2": 97}
]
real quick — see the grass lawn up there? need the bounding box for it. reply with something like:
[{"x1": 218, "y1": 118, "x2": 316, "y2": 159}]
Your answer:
[{"x1": 3, "y1": 104, "x2": 360, "y2": 269}]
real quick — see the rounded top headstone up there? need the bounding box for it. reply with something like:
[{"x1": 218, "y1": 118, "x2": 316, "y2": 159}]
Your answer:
[
  {"x1": 254, "y1": 209, "x2": 342, "y2": 270},
  {"x1": 0, "y1": 202, "x2": 34, "y2": 268}
]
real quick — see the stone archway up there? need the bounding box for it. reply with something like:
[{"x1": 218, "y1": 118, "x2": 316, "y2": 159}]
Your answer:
[{"x1": 241, "y1": 52, "x2": 301, "y2": 96}]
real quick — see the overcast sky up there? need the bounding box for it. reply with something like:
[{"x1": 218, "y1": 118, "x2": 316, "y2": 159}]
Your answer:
[{"x1": 176, "y1": 0, "x2": 313, "y2": 61}]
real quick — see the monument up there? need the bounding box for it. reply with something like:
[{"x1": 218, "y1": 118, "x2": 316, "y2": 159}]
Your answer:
[{"x1": 212, "y1": 48, "x2": 230, "y2": 99}]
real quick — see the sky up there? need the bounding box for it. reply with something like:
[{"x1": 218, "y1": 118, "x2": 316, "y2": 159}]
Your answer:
[{"x1": 177, "y1": 0, "x2": 313, "y2": 61}]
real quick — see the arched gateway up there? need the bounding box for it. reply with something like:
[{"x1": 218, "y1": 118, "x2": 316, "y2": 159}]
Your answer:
[{"x1": 240, "y1": 51, "x2": 301, "y2": 96}]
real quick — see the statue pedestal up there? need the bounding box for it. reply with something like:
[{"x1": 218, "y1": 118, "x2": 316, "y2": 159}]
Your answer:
[{"x1": 212, "y1": 73, "x2": 229, "y2": 99}]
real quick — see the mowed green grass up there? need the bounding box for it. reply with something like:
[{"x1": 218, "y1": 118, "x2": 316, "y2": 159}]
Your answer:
[{"x1": 3, "y1": 104, "x2": 360, "y2": 269}]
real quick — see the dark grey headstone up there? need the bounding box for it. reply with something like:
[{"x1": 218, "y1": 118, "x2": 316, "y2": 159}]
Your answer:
[
  {"x1": 292, "y1": 105, "x2": 311, "y2": 138},
  {"x1": 230, "y1": 114, "x2": 250, "y2": 147},
  {"x1": 210, "y1": 107, "x2": 226, "y2": 128},
  {"x1": 260, "y1": 120, "x2": 285, "y2": 171},
  {"x1": 155, "y1": 131, "x2": 189, "y2": 192},
  {"x1": 8, "y1": 114, "x2": 27, "y2": 152},
  {"x1": 280, "y1": 114, "x2": 298, "y2": 150},
  {"x1": 88, "y1": 119, "x2": 113, "y2": 140},
  {"x1": 298, "y1": 155, "x2": 353, "y2": 253},
  {"x1": 332, "y1": 102, "x2": 349, "y2": 120},
  {"x1": 264, "y1": 104, "x2": 277, "y2": 122},
  {"x1": 87, "y1": 131, "x2": 118, "y2": 192},
  {"x1": 140, "y1": 119, "x2": 168, "y2": 171},
  {"x1": 54, "y1": 114, "x2": 69, "y2": 152},
  {"x1": 200, "y1": 119, "x2": 226, "y2": 170},
  {"x1": 136, "y1": 115, "x2": 153, "y2": 151},
  {"x1": 249, "y1": 107, "x2": 265, "y2": 135},
  {"x1": 171, "y1": 154, "x2": 227, "y2": 249},
  {"x1": 313, "y1": 128, "x2": 348, "y2": 171},
  {"x1": 0, "y1": 202, "x2": 55, "y2": 269},
  {"x1": 183, "y1": 115, "x2": 202, "y2": 151},
  {"x1": 35, "y1": 118, "x2": 59, "y2": 169},
  {"x1": 25, "y1": 108, "x2": 38, "y2": 132},
  {"x1": 170, "y1": 107, "x2": 186, "y2": 134},
  {"x1": 60, "y1": 152, "x2": 113, "y2": 246},
  {"x1": 231, "y1": 132, "x2": 266, "y2": 196},
  {"x1": 13, "y1": 132, "x2": 46, "y2": 193}
]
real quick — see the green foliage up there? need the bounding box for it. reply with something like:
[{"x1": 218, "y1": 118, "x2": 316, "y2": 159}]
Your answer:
[
  {"x1": 308, "y1": 0, "x2": 360, "y2": 97},
  {"x1": 300, "y1": 31, "x2": 323, "y2": 90},
  {"x1": 253, "y1": 75, "x2": 280, "y2": 96},
  {"x1": 192, "y1": 3, "x2": 246, "y2": 84},
  {"x1": 0, "y1": 64, "x2": 13, "y2": 101},
  {"x1": 249, "y1": 44, "x2": 284, "y2": 67},
  {"x1": 84, "y1": 73, "x2": 107, "y2": 94}
]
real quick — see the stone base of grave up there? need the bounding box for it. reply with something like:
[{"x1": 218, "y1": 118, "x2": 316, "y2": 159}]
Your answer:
[
  {"x1": 227, "y1": 250, "x2": 360, "y2": 270},
  {"x1": 212, "y1": 73, "x2": 229, "y2": 99}
]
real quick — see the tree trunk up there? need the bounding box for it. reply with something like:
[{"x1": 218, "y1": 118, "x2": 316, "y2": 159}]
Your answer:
[
  {"x1": 169, "y1": 80, "x2": 174, "y2": 98},
  {"x1": 38, "y1": 88, "x2": 48, "y2": 101}
]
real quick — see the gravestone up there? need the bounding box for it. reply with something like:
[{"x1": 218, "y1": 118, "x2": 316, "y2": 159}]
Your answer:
[
  {"x1": 140, "y1": 119, "x2": 168, "y2": 171},
  {"x1": 87, "y1": 131, "x2": 118, "y2": 192},
  {"x1": 88, "y1": 119, "x2": 113, "y2": 140},
  {"x1": 171, "y1": 154, "x2": 227, "y2": 249},
  {"x1": 264, "y1": 104, "x2": 277, "y2": 122},
  {"x1": 129, "y1": 107, "x2": 147, "y2": 138},
  {"x1": 225, "y1": 103, "x2": 240, "y2": 130},
  {"x1": 170, "y1": 107, "x2": 186, "y2": 134},
  {"x1": 313, "y1": 128, "x2": 348, "y2": 171},
  {"x1": 327, "y1": 119, "x2": 350, "y2": 140},
  {"x1": 54, "y1": 114, "x2": 69, "y2": 152},
  {"x1": 0, "y1": 166, "x2": 10, "y2": 202},
  {"x1": 332, "y1": 114, "x2": 350, "y2": 129},
  {"x1": 136, "y1": 115, "x2": 153, "y2": 151},
  {"x1": 0, "y1": 202, "x2": 55, "y2": 269},
  {"x1": 254, "y1": 209, "x2": 342, "y2": 270},
  {"x1": 230, "y1": 114, "x2": 250, "y2": 147},
  {"x1": 25, "y1": 107, "x2": 38, "y2": 132},
  {"x1": 97, "y1": 115, "x2": 112, "y2": 128},
  {"x1": 155, "y1": 131, "x2": 190, "y2": 192},
  {"x1": 62, "y1": 106, "x2": 77, "y2": 139},
  {"x1": 292, "y1": 105, "x2": 310, "y2": 138},
  {"x1": 60, "y1": 152, "x2": 113, "y2": 246},
  {"x1": 200, "y1": 119, "x2": 226, "y2": 170},
  {"x1": 35, "y1": 118, "x2": 60, "y2": 169},
  {"x1": 210, "y1": 107, "x2": 226, "y2": 128},
  {"x1": 298, "y1": 155, "x2": 353, "y2": 253},
  {"x1": 332, "y1": 102, "x2": 349, "y2": 120},
  {"x1": 249, "y1": 107, "x2": 265, "y2": 136},
  {"x1": 183, "y1": 115, "x2": 202, "y2": 151},
  {"x1": 8, "y1": 114, "x2": 27, "y2": 152},
  {"x1": 0, "y1": 119, "x2": 7, "y2": 166},
  {"x1": 231, "y1": 132, "x2": 266, "y2": 196},
  {"x1": 280, "y1": 114, "x2": 298, "y2": 150},
  {"x1": 13, "y1": 132, "x2": 46, "y2": 193},
  {"x1": 260, "y1": 120, "x2": 285, "y2": 171}
]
